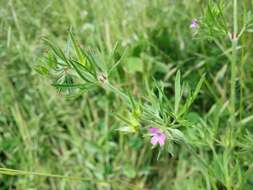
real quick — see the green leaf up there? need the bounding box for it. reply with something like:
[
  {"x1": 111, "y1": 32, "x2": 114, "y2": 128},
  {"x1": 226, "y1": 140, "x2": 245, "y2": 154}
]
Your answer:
[
  {"x1": 193, "y1": 74, "x2": 205, "y2": 98},
  {"x1": 125, "y1": 57, "x2": 143, "y2": 74},
  {"x1": 117, "y1": 126, "x2": 136, "y2": 133},
  {"x1": 168, "y1": 128, "x2": 185, "y2": 143},
  {"x1": 69, "y1": 31, "x2": 86, "y2": 65},
  {"x1": 35, "y1": 65, "x2": 49, "y2": 75},
  {"x1": 123, "y1": 165, "x2": 136, "y2": 178},
  {"x1": 43, "y1": 38, "x2": 69, "y2": 66},
  {"x1": 186, "y1": 112, "x2": 201, "y2": 125},
  {"x1": 179, "y1": 74, "x2": 205, "y2": 117},
  {"x1": 52, "y1": 83, "x2": 94, "y2": 90},
  {"x1": 175, "y1": 70, "x2": 181, "y2": 115},
  {"x1": 89, "y1": 50, "x2": 107, "y2": 73},
  {"x1": 68, "y1": 60, "x2": 97, "y2": 83},
  {"x1": 167, "y1": 142, "x2": 174, "y2": 156}
]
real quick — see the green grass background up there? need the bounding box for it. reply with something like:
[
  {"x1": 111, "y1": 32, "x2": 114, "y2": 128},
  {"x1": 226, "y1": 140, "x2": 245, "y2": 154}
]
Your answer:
[{"x1": 1, "y1": 0, "x2": 253, "y2": 189}]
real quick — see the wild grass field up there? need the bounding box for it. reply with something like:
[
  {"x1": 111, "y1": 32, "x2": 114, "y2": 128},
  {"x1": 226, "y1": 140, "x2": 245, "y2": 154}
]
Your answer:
[{"x1": 1, "y1": 0, "x2": 253, "y2": 189}]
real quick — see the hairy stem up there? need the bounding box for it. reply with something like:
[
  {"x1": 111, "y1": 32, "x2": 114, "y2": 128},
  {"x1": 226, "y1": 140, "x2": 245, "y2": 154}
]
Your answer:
[
  {"x1": 225, "y1": 1, "x2": 238, "y2": 189},
  {"x1": 231, "y1": 0, "x2": 238, "y2": 124}
]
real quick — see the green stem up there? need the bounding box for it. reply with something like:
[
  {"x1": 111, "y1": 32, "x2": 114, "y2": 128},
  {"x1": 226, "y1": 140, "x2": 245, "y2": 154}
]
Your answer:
[
  {"x1": 105, "y1": 82, "x2": 130, "y2": 104},
  {"x1": 0, "y1": 167, "x2": 139, "y2": 188},
  {"x1": 0, "y1": 167, "x2": 90, "y2": 181},
  {"x1": 225, "y1": 1, "x2": 238, "y2": 189},
  {"x1": 233, "y1": 0, "x2": 238, "y2": 35},
  {"x1": 231, "y1": 0, "x2": 238, "y2": 124}
]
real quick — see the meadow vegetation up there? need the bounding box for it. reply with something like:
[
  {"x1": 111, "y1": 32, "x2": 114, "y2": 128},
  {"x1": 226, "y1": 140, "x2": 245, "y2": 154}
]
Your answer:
[{"x1": 1, "y1": 0, "x2": 253, "y2": 189}]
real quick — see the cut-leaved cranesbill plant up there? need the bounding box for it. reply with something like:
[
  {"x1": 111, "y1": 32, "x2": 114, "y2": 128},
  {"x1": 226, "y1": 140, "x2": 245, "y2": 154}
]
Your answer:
[
  {"x1": 1, "y1": 0, "x2": 253, "y2": 189},
  {"x1": 34, "y1": 1, "x2": 253, "y2": 189},
  {"x1": 38, "y1": 31, "x2": 207, "y2": 164}
]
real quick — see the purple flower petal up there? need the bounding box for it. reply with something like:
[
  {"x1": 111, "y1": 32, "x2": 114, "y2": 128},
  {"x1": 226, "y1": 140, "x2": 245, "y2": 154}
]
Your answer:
[
  {"x1": 150, "y1": 136, "x2": 159, "y2": 145},
  {"x1": 190, "y1": 19, "x2": 199, "y2": 29},
  {"x1": 149, "y1": 128, "x2": 166, "y2": 147},
  {"x1": 149, "y1": 127, "x2": 159, "y2": 134},
  {"x1": 158, "y1": 133, "x2": 166, "y2": 146}
]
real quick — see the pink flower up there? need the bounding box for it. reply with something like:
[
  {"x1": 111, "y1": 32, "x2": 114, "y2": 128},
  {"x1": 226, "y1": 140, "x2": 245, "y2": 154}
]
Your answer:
[
  {"x1": 190, "y1": 19, "x2": 199, "y2": 29},
  {"x1": 149, "y1": 128, "x2": 166, "y2": 147}
]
